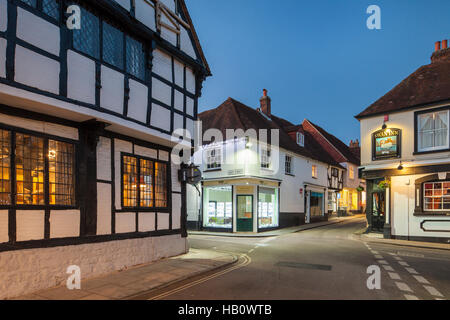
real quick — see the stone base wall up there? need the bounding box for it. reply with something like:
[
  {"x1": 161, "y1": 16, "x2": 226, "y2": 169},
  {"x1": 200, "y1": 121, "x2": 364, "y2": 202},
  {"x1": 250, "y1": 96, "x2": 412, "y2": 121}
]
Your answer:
[{"x1": 0, "y1": 234, "x2": 187, "y2": 299}]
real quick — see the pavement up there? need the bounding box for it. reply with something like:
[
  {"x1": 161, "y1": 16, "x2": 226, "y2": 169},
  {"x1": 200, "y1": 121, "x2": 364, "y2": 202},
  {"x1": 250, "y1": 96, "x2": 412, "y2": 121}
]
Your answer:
[
  {"x1": 12, "y1": 248, "x2": 238, "y2": 300},
  {"x1": 188, "y1": 214, "x2": 365, "y2": 238},
  {"x1": 358, "y1": 232, "x2": 450, "y2": 251}
]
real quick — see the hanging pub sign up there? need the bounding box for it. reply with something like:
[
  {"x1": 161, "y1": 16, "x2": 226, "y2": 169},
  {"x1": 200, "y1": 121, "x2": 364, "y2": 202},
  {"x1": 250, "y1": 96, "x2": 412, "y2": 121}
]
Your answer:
[{"x1": 372, "y1": 128, "x2": 402, "y2": 160}]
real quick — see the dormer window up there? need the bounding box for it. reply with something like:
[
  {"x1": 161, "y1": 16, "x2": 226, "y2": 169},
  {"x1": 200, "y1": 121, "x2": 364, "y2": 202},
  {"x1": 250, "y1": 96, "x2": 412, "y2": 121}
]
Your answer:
[{"x1": 297, "y1": 132, "x2": 305, "y2": 147}]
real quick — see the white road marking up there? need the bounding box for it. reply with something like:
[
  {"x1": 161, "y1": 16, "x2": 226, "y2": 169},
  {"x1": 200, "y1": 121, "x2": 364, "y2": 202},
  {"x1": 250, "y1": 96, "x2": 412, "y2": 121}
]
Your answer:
[
  {"x1": 374, "y1": 255, "x2": 383, "y2": 259},
  {"x1": 382, "y1": 265, "x2": 394, "y2": 271},
  {"x1": 413, "y1": 275, "x2": 430, "y2": 285},
  {"x1": 388, "y1": 272, "x2": 401, "y2": 280},
  {"x1": 398, "y1": 261, "x2": 410, "y2": 267},
  {"x1": 255, "y1": 243, "x2": 269, "y2": 247},
  {"x1": 405, "y1": 267, "x2": 419, "y2": 275},
  {"x1": 424, "y1": 286, "x2": 444, "y2": 298},
  {"x1": 404, "y1": 294, "x2": 419, "y2": 300},
  {"x1": 394, "y1": 256, "x2": 402, "y2": 261},
  {"x1": 248, "y1": 249, "x2": 254, "y2": 253},
  {"x1": 377, "y1": 260, "x2": 389, "y2": 265},
  {"x1": 388, "y1": 252, "x2": 397, "y2": 256},
  {"x1": 260, "y1": 237, "x2": 276, "y2": 243},
  {"x1": 371, "y1": 251, "x2": 379, "y2": 255},
  {"x1": 396, "y1": 282, "x2": 413, "y2": 293}
]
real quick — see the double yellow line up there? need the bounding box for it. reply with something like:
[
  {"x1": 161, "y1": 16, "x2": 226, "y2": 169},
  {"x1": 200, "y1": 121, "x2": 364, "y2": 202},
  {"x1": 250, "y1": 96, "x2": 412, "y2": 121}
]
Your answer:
[{"x1": 148, "y1": 254, "x2": 252, "y2": 300}]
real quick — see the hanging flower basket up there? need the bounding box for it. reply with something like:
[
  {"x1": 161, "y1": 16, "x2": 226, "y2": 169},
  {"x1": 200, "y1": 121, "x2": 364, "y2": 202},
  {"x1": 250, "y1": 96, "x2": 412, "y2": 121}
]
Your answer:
[
  {"x1": 356, "y1": 186, "x2": 365, "y2": 192},
  {"x1": 377, "y1": 180, "x2": 390, "y2": 190}
]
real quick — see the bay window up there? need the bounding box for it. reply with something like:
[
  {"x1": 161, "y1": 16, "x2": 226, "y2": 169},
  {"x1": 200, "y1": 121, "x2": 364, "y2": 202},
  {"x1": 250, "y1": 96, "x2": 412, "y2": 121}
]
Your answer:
[
  {"x1": 417, "y1": 110, "x2": 449, "y2": 152},
  {"x1": 122, "y1": 155, "x2": 168, "y2": 209}
]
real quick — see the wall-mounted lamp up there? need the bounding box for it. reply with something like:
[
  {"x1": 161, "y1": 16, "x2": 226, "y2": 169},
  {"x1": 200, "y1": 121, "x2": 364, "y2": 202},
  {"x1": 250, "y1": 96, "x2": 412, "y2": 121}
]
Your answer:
[
  {"x1": 397, "y1": 161, "x2": 404, "y2": 170},
  {"x1": 382, "y1": 123, "x2": 387, "y2": 130}
]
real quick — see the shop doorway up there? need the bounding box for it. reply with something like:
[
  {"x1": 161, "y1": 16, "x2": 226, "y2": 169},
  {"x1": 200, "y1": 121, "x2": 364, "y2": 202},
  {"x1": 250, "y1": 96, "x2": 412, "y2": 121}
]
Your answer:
[
  {"x1": 372, "y1": 191, "x2": 386, "y2": 231},
  {"x1": 237, "y1": 195, "x2": 253, "y2": 232}
]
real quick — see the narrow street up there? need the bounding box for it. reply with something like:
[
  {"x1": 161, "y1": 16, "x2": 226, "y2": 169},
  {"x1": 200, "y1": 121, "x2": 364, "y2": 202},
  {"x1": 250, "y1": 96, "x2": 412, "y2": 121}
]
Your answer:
[{"x1": 151, "y1": 218, "x2": 450, "y2": 300}]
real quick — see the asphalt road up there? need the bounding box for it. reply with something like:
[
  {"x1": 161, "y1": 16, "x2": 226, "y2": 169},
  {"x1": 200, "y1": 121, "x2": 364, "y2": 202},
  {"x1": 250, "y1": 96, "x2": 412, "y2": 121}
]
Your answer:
[{"x1": 160, "y1": 217, "x2": 450, "y2": 300}]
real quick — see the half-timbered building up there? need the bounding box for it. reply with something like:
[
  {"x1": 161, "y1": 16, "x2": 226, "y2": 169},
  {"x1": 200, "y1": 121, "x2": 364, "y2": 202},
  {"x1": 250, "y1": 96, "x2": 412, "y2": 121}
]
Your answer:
[{"x1": 0, "y1": 0, "x2": 210, "y2": 298}]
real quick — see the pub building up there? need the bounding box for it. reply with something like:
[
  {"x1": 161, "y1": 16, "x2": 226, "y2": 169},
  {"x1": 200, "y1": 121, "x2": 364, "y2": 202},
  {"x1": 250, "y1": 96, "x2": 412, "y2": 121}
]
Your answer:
[
  {"x1": 356, "y1": 40, "x2": 450, "y2": 243},
  {"x1": 0, "y1": 0, "x2": 210, "y2": 298}
]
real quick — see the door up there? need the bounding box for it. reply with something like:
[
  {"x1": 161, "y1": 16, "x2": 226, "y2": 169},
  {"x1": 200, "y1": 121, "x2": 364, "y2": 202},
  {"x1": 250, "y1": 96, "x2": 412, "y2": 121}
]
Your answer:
[
  {"x1": 237, "y1": 195, "x2": 253, "y2": 232},
  {"x1": 372, "y1": 192, "x2": 386, "y2": 231}
]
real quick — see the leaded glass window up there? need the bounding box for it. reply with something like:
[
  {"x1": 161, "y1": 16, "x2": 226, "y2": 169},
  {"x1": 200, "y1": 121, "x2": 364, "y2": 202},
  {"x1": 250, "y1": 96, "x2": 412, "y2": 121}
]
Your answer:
[
  {"x1": 123, "y1": 156, "x2": 138, "y2": 207},
  {"x1": 103, "y1": 22, "x2": 124, "y2": 69},
  {"x1": 140, "y1": 159, "x2": 153, "y2": 208},
  {"x1": 424, "y1": 182, "x2": 450, "y2": 211},
  {"x1": 49, "y1": 140, "x2": 75, "y2": 206},
  {"x1": 20, "y1": 0, "x2": 37, "y2": 7},
  {"x1": 42, "y1": 0, "x2": 59, "y2": 20},
  {"x1": 126, "y1": 36, "x2": 146, "y2": 80},
  {"x1": 0, "y1": 130, "x2": 11, "y2": 205},
  {"x1": 155, "y1": 162, "x2": 167, "y2": 208},
  {"x1": 73, "y1": 7, "x2": 100, "y2": 59}
]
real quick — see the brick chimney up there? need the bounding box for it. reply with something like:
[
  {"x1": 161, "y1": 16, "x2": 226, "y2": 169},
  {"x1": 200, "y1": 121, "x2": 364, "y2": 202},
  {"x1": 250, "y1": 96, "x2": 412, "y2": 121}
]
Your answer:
[
  {"x1": 260, "y1": 89, "x2": 271, "y2": 117},
  {"x1": 431, "y1": 39, "x2": 450, "y2": 63},
  {"x1": 349, "y1": 139, "x2": 360, "y2": 159}
]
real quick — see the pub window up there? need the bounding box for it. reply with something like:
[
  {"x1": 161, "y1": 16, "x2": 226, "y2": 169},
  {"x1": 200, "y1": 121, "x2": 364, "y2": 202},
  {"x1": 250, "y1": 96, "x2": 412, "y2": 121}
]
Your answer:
[
  {"x1": 122, "y1": 155, "x2": 168, "y2": 209},
  {"x1": 417, "y1": 110, "x2": 449, "y2": 152},
  {"x1": 312, "y1": 165, "x2": 318, "y2": 178},
  {"x1": 423, "y1": 182, "x2": 450, "y2": 212},
  {"x1": 102, "y1": 22, "x2": 124, "y2": 69},
  {"x1": 126, "y1": 36, "x2": 146, "y2": 80},
  {"x1": 73, "y1": 7, "x2": 100, "y2": 59},
  {"x1": 48, "y1": 140, "x2": 75, "y2": 206},
  {"x1": 0, "y1": 130, "x2": 11, "y2": 205}
]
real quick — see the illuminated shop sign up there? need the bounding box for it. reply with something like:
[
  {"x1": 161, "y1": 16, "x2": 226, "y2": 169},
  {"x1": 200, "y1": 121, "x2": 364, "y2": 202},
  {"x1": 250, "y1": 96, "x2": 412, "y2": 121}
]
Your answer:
[{"x1": 372, "y1": 128, "x2": 402, "y2": 160}]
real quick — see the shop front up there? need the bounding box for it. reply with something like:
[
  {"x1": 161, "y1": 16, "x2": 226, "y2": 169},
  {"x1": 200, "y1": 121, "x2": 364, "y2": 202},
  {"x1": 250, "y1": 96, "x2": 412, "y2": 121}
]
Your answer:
[
  {"x1": 202, "y1": 178, "x2": 280, "y2": 233},
  {"x1": 304, "y1": 184, "x2": 327, "y2": 223}
]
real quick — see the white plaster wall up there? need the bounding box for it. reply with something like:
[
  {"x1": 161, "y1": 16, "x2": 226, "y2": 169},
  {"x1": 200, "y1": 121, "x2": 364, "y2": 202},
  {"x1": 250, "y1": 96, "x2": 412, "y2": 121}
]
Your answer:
[
  {"x1": 67, "y1": 50, "x2": 96, "y2": 105},
  {"x1": 152, "y1": 77, "x2": 172, "y2": 106},
  {"x1": 172, "y1": 193, "x2": 181, "y2": 229},
  {"x1": 174, "y1": 59, "x2": 184, "y2": 88},
  {"x1": 0, "y1": 37, "x2": 6, "y2": 78},
  {"x1": 114, "y1": 0, "x2": 130, "y2": 10},
  {"x1": 15, "y1": 45, "x2": 60, "y2": 95},
  {"x1": 0, "y1": 0, "x2": 7, "y2": 32},
  {"x1": 391, "y1": 175, "x2": 450, "y2": 239},
  {"x1": 174, "y1": 90, "x2": 184, "y2": 112},
  {"x1": 159, "y1": 150, "x2": 169, "y2": 161},
  {"x1": 186, "y1": 97, "x2": 194, "y2": 116},
  {"x1": 160, "y1": 25, "x2": 177, "y2": 47},
  {"x1": 186, "y1": 67, "x2": 196, "y2": 94},
  {"x1": 151, "y1": 104, "x2": 171, "y2": 132},
  {"x1": 100, "y1": 65, "x2": 124, "y2": 114},
  {"x1": 0, "y1": 113, "x2": 78, "y2": 140},
  {"x1": 116, "y1": 212, "x2": 136, "y2": 233},
  {"x1": 186, "y1": 118, "x2": 194, "y2": 139},
  {"x1": 180, "y1": 27, "x2": 197, "y2": 59},
  {"x1": 16, "y1": 7, "x2": 60, "y2": 56},
  {"x1": 172, "y1": 163, "x2": 181, "y2": 192},
  {"x1": 187, "y1": 184, "x2": 200, "y2": 222},
  {"x1": 161, "y1": 0, "x2": 176, "y2": 12},
  {"x1": 158, "y1": 213, "x2": 170, "y2": 230},
  {"x1": 153, "y1": 49, "x2": 172, "y2": 82},
  {"x1": 135, "y1": 0, "x2": 156, "y2": 31},
  {"x1": 0, "y1": 210, "x2": 8, "y2": 243},
  {"x1": 114, "y1": 139, "x2": 133, "y2": 210},
  {"x1": 134, "y1": 144, "x2": 157, "y2": 159},
  {"x1": 16, "y1": 210, "x2": 45, "y2": 242},
  {"x1": 138, "y1": 212, "x2": 155, "y2": 232},
  {"x1": 97, "y1": 136, "x2": 111, "y2": 181},
  {"x1": 97, "y1": 182, "x2": 112, "y2": 235},
  {"x1": 127, "y1": 79, "x2": 148, "y2": 122},
  {"x1": 49, "y1": 210, "x2": 80, "y2": 238},
  {"x1": 0, "y1": 234, "x2": 187, "y2": 299}
]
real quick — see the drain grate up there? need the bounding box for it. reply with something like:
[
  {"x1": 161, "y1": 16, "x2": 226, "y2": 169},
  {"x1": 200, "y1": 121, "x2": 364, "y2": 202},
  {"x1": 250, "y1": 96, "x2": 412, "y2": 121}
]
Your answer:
[{"x1": 275, "y1": 261, "x2": 332, "y2": 271}]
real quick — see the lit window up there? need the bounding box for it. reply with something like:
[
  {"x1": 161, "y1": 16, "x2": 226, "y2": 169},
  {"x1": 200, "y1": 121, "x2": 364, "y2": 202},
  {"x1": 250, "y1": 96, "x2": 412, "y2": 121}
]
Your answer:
[
  {"x1": 206, "y1": 147, "x2": 221, "y2": 170},
  {"x1": 297, "y1": 132, "x2": 304, "y2": 147},
  {"x1": 418, "y1": 110, "x2": 449, "y2": 152},
  {"x1": 285, "y1": 155, "x2": 292, "y2": 174},
  {"x1": 0, "y1": 130, "x2": 11, "y2": 205},
  {"x1": 423, "y1": 182, "x2": 450, "y2": 211},
  {"x1": 312, "y1": 165, "x2": 318, "y2": 178},
  {"x1": 349, "y1": 166, "x2": 355, "y2": 180},
  {"x1": 261, "y1": 147, "x2": 271, "y2": 169},
  {"x1": 48, "y1": 140, "x2": 75, "y2": 206},
  {"x1": 122, "y1": 155, "x2": 168, "y2": 209}
]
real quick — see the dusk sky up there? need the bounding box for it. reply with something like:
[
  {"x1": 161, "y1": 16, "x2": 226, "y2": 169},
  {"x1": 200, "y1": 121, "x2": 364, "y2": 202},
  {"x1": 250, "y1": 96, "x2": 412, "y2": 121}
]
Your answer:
[{"x1": 187, "y1": 0, "x2": 450, "y2": 144}]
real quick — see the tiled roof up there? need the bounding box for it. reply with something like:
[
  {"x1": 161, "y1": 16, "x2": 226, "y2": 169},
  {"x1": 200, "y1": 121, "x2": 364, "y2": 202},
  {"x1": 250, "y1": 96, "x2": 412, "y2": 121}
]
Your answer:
[
  {"x1": 198, "y1": 98, "x2": 343, "y2": 167},
  {"x1": 355, "y1": 51, "x2": 450, "y2": 119}
]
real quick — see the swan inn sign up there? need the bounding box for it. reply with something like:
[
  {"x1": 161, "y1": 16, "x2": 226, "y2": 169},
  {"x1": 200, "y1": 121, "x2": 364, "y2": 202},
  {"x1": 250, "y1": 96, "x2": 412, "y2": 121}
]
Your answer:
[{"x1": 372, "y1": 128, "x2": 402, "y2": 161}]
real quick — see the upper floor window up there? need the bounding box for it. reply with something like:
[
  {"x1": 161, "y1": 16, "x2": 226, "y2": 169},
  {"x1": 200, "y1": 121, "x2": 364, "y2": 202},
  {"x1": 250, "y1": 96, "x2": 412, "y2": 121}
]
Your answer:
[
  {"x1": 312, "y1": 165, "x2": 318, "y2": 178},
  {"x1": 73, "y1": 7, "x2": 100, "y2": 59},
  {"x1": 423, "y1": 182, "x2": 450, "y2": 211},
  {"x1": 102, "y1": 22, "x2": 124, "y2": 69},
  {"x1": 206, "y1": 148, "x2": 221, "y2": 170},
  {"x1": 122, "y1": 155, "x2": 168, "y2": 209},
  {"x1": 285, "y1": 155, "x2": 293, "y2": 175},
  {"x1": 126, "y1": 36, "x2": 146, "y2": 80},
  {"x1": 19, "y1": 0, "x2": 60, "y2": 21},
  {"x1": 261, "y1": 148, "x2": 271, "y2": 169},
  {"x1": 417, "y1": 110, "x2": 449, "y2": 152},
  {"x1": 0, "y1": 129, "x2": 75, "y2": 206},
  {"x1": 297, "y1": 132, "x2": 305, "y2": 147},
  {"x1": 331, "y1": 168, "x2": 339, "y2": 177},
  {"x1": 349, "y1": 166, "x2": 355, "y2": 180}
]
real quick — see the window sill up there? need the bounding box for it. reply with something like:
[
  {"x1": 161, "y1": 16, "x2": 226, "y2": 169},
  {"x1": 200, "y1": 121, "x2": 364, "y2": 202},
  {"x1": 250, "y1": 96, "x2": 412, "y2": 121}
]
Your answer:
[
  {"x1": 413, "y1": 211, "x2": 450, "y2": 217},
  {"x1": 413, "y1": 148, "x2": 450, "y2": 156},
  {"x1": 204, "y1": 168, "x2": 222, "y2": 173},
  {"x1": 285, "y1": 173, "x2": 295, "y2": 177}
]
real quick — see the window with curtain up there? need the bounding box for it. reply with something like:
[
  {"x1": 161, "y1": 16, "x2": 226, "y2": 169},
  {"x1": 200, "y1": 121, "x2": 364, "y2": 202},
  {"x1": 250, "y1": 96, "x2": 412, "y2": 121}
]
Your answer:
[
  {"x1": 122, "y1": 155, "x2": 168, "y2": 209},
  {"x1": 312, "y1": 165, "x2": 318, "y2": 178},
  {"x1": 418, "y1": 110, "x2": 449, "y2": 152}
]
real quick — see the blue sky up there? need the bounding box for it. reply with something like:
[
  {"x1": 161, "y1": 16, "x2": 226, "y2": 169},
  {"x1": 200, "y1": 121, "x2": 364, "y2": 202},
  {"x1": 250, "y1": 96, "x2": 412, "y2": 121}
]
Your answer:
[{"x1": 186, "y1": 0, "x2": 450, "y2": 144}]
